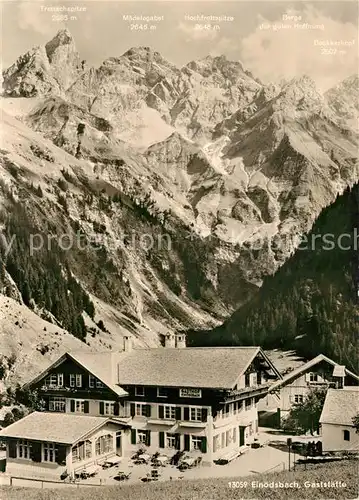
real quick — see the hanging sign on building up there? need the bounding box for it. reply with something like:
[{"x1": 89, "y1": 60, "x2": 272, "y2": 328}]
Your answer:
[{"x1": 179, "y1": 388, "x2": 202, "y2": 398}]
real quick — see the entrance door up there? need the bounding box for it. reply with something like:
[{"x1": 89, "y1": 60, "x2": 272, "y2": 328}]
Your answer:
[
  {"x1": 116, "y1": 431, "x2": 122, "y2": 456},
  {"x1": 239, "y1": 427, "x2": 245, "y2": 446}
]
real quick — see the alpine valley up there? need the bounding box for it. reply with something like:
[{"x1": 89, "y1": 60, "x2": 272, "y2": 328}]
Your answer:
[{"x1": 0, "y1": 30, "x2": 358, "y2": 385}]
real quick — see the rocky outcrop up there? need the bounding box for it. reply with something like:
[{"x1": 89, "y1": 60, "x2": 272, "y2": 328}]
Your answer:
[{"x1": 2, "y1": 29, "x2": 82, "y2": 97}]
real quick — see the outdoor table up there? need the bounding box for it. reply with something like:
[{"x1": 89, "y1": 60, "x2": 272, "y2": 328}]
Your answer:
[
  {"x1": 103, "y1": 455, "x2": 122, "y2": 467},
  {"x1": 138, "y1": 453, "x2": 151, "y2": 462},
  {"x1": 181, "y1": 457, "x2": 196, "y2": 467}
]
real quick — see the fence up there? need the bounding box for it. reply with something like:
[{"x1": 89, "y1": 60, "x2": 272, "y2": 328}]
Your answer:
[{"x1": 0, "y1": 474, "x2": 105, "y2": 489}]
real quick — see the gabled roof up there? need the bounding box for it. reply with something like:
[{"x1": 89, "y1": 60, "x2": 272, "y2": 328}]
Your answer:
[
  {"x1": 115, "y1": 346, "x2": 281, "y2": 389},
  {"x1": 25, "y1": 352, "x2": 127, "y2": 397},
  {"x1": 319, "y1": 389, "x2": 359, "y2": 426},
  {"x1": 269, "y1": 354, "x2": 359, "y2": 392},
  {"x1": 0, "y1": 412, "x2": 115, "y2": 445},
  {"x1": 24, "y1": 346, "x2": 281, "y2": 393}
]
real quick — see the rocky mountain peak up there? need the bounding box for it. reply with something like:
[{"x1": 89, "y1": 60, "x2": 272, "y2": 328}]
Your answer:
[
  {"x1": 325, "y1": 74, "x2": 359, "y2": 129},
  {"x1": 45, "y1": 29, "x2": 76, "y2": 61},
  {"x1": 2, "y1": 29, "x2": 82, "y2": 97},
  {"x1": 186, "y1": 54, "x2": 247, "y2": 82}
]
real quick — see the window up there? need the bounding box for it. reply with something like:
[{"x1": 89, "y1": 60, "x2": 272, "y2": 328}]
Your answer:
[
  {"x1": 73, "y1": 440, "x2": 92, "y2": 462},
  {"x1": 95, "y1": 434, "x2": 113, "y2": 456},
  {"x1": 157, "y1": 387, "x2": 168, "y2": 398},
  {"x1": 245, "y1": 373, "x2": 250, "y2": 387},
  {"x1": 190, "y1": 407, "x2": 202, "y2": 421},
  {"x1": 17, "y1": 440, "x2": 31, "y2": 459},
  {"x1": 166, "y1": 433, "x2": 177, "y2": 448},
  {"x1": 76, "y1": 374, "x2": 82, "y2": 387},
  {"x1": 135, "y1": 403, "x2": 148, "y2": 417},
  {"x1": 75, "y1": 400, "x2": 86, "y2": 413},
  {"x1": 96, "y1": 380, "x2": 104, "y2": 388},
  {"x1": 43, "y1": 442, "x2": 56, "y2": 463},
  {"x1": 135, "y1": 386, "x2": 145, "y2": 397},
  {"x1": 49, "y1": 397, "x2": 66, "y2": 412},
  {"x1": 294, "y1": 394, "x2": 304, "y2": 404},
  {"x1": 343, "y1": 430, "x2": 350, "y2": 441},
  {"x1": 257, "y1": 372, "x2": 262, "y2": 385},
  {"x1": 103, "y1": 402, "x2": 115, "y2": 415},
  {"x1": 137, "y1": 430, "x2": 148, "y2": 445},
  {"x1": 70, "y1": 374, "x2": 75, "y2": 387},
  {"x1": 89, "y1": 375, "x2": 95, "y2": 388},
  {"x1": 164, "y1": 405, "x2": 176, "y2": 420},
  {"x1": 45, "y1": 373, "x2": 63, "y2": 387},
  {"x1": 191, "y1": 436, "x2": 202, "y2": 450},
  {"x1": 309, "y1": 373, "x2": 318, "y2": 382},
  {"x1": 245, "y1": 398, "x2": 252, "y2": 410}
]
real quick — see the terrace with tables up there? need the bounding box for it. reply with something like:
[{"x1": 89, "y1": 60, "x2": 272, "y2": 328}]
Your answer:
[{"x1": 73, "y1": 448, "x2": 205, "y2": 485}]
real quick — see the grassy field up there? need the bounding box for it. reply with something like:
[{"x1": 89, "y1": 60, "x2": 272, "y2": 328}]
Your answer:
[{"x1": 1, "y1": 461, "x2": 358, "y2": 500}]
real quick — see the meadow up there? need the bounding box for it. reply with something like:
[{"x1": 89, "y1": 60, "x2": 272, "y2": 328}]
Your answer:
[{"x1": 1, "y1": 461, "x2": 358, "y2": 500}]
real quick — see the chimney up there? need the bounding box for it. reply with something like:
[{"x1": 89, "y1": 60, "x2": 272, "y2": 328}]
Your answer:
[
  {"x1": 164, "y1": 333, "x2": 175, "y2": 348},
  {"x1": 123, "y1": 335, "x2": 133, "y2": 353},
  {"x1": 175, "y1": 333, "x2": 186, "y2": 348}
]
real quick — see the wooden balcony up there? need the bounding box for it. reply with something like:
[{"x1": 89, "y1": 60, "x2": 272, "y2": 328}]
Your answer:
[{"x1": 220, "y1": 382, "x2": 272, "y2": 403}]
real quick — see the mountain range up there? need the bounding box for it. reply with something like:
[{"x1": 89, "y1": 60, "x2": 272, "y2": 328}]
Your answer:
[{"x1": 0, "y1": 29, "x2": 358, "y2": 384}]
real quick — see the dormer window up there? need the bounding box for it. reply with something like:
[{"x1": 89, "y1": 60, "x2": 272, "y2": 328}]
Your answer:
[{"x1": 135, "y1": 386, "x2": 145, "y2": 397}]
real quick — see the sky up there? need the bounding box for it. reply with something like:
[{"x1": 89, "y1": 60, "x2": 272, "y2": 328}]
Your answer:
[{"x1": 1, "y1": 0, "x2": 358, "y2": 91}]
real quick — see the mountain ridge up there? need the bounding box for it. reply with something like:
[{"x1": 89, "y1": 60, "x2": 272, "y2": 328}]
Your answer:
[{"x1": 0, "y1": 29, "x2": 358, "y2": 384}]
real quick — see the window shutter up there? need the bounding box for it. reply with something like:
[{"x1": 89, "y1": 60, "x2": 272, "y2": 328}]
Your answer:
[
  {"x1": 147, "y1": 405, "x2": 152, "y2": 418},
  {"x1": 31, "y1": 441, "x2": 42, "y2": 462},
  {"x1": 131, "y1": 429, "x2": 137, "y2": 445},
  {"x1": 56, "y1": 445, "x2": 67, "y2": 465},
  {"x1": 158, "y1": 405, "x2": 164, "y2": 419},
  {"x1": 130, "y1": 403, "x2": 136, "y2": 417},
  {"x1": 201, "y1": 437, "x2": 207, "y2": 454},
  {"x1": 201, "y1": 408, "x2": 208, "y2": 422},
  {"x1": 176, "y1": 407, "x2": 182, "y2": 420},
  {"x1": 146, "y1": 430, "x2": 151, "y2": 447},
  {"x1": 175, "y1": 434, "x2": 181, "y2": 450},
  {"x1": 183, "y1": 407, "x2": 189, "y2": 421},
  {"x1": 99, "y1": 402, "x2": 104, "y2": 415},
  {"x1": 84, "y1": 401, "x2": 89, "y2": 414},
  {"x1": 184, "y1": 434, "x2": 190, "y2": 451},
  {"x1": 159, "y1": 432, "x2": 165, "y2": 448},
  {"x1": 8, "y1": 439, "x2": 17, "y2": 458},
  {"x1": 70, "y1": 400, "x2": 75, "y2": 412},
  {"x1": 43, "y1": 396, "x2": 50, "y2": 411},
  {"x1": 114, "y1": 402, "x2": 119, "y2": 416}
]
